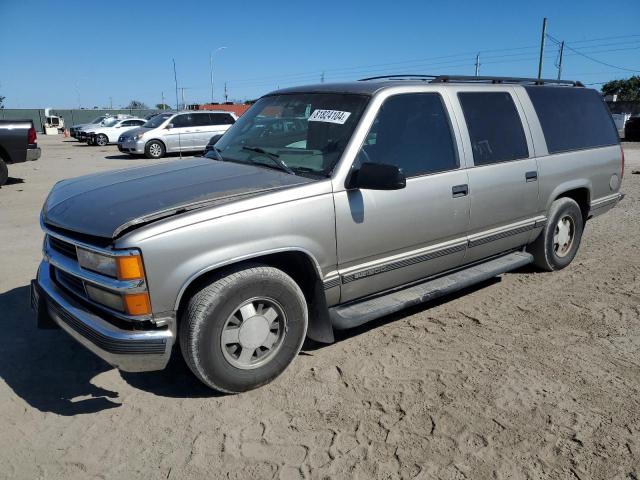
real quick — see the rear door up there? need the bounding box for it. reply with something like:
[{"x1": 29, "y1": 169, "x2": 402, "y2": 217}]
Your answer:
[
  {"x1": 334, "y1": 91, "x2": 471, "y2": 302},
  {"x1": 449, "y1": 88, "x2": 541, "y2": 263}
]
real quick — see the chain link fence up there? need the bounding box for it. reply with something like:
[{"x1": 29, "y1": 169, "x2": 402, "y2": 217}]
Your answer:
[{"x1": 0, "y1": 109, "x2": 163, "y2": 132}]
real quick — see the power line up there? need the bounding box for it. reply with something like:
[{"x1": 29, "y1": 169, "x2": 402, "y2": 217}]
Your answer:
[{"x1": 562, "y1": 43, "x2": 640, "y2": 73}]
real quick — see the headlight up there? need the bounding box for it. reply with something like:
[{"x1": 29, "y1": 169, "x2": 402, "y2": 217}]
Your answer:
[
  {"x1": 77, "y1": 248, "x2": 117, "y2": 277},
  {"x1": 134, "y1": 132, "x2": 145, "y2": 140},
  {"x1": 77, "y1": 248, "x2": 145, "y2": 280}
]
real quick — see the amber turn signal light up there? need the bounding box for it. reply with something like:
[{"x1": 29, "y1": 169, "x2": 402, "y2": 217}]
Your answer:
[
  {"x1": 116, "y1": 255, "x2": 145, "y2": 280},
  {"x1": 124, "y1": 292, "x2": 152, "y2": 316}
]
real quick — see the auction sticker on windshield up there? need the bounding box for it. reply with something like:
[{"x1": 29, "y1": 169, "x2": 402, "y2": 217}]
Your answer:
[{"x1": 308, "y1": 109, "x2": 351, "y2": 124}]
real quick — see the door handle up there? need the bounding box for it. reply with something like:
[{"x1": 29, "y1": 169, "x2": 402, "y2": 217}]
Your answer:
[
  {"x1": 525, "y1": 171, "x2": 538, "y2": 182},
  {"x1": 452, "y1": 184, "x2": 469, "y2": 197}
]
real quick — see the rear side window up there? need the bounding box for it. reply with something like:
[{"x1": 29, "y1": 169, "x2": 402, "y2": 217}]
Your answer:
[
  {"x1": 192, "y1": 114, "x2": 212, "y2": 127},
  {"x1": 360, "y1": 93, "x2": 458, "y2": 177},
  {"x1": 458, "y1": 92, "x2": 529, "y2": 166},
  {"x1": 525, "y1": 86, "x2": 618, "y2": 153},
  {"x1": 210, "y1": 113, "x2": 235, "y2": 125}
]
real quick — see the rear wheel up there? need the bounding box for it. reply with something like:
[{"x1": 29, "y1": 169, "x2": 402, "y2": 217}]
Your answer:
[
  {"x1": 528, "y1": 197, "x2": 584, "y2": 271},
  {"x1": 180, "y1": 264, "x2": 308, "y2": 393},
  {"x1": 0, "y1": 158, "x2": 8, "y2": 186},
  {"x1": 95, "y1": 134, "x2": 109, "y2": 146},
  {"x1": 145, "y1": 140, "x2": 165, "y2": 159}
]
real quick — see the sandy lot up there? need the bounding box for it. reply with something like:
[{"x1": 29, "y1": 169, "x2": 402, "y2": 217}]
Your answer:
[{"x1": 1, "y1": 136, "x2": 639, "y2": 479}]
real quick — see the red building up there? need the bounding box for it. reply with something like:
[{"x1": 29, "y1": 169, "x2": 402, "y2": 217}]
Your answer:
[{"x1": 195, "y1": 103, "x2": 251, "y2": 117}]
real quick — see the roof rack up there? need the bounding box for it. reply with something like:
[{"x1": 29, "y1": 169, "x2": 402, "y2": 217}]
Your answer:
[{"x1": 358, "y1": 74, "x2": 583, "y2": 87}]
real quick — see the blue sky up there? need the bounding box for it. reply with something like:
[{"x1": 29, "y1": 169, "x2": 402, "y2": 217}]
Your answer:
[{"x1": 1, "y1": 0, "x2": 639, "y2": 108}]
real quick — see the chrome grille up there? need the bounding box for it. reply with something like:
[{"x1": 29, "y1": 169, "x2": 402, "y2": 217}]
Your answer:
[
  {"x1": 54, "y1": 267, "x2": 86, "y2": 298},
  {"x1": 49, "y1": 236, "x2": 78, "y2": 260}
]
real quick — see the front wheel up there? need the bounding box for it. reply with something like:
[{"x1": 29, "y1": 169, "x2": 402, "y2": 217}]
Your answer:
[
  {"x1": 180, "y1": 264, "x2": 308, "y2": 393},
  {"x1": 144, "y1": 140, "x2": 165, "y2": 159},
  {"x1": 95, "y1": 134, "x2": 109, "y2": 146},
  {"x1": 528, "y1": 197, "x2": 584, "y2": 271}
]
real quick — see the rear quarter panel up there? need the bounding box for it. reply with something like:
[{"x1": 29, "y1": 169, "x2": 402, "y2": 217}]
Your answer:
[
  {"x1": 0, "y1": 121, "x2": 30, "y2": 163},
  {"x1": 514, "y1": 87, "x2": 621, "y2": 214}
]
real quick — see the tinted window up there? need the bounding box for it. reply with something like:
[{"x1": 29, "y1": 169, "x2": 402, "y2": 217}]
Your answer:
[
  {"x1": 172, "y1": 114, "x2": 194, "y2": 128},
  {"x1": 359, "y1": 93, "x2": 458, "y2": 177},
  {"x1": 525, "y1": 86, "x2": 618, "y2": 153},
  {"x1": 209, "y1": 113, "x2": 235, "y2": 125},
  {"x1": 191, "y1": 113, "x2": 212, "y2": 127},
  {"x1": 459, "y1": 92, "x2": 529, "y2": 165}
]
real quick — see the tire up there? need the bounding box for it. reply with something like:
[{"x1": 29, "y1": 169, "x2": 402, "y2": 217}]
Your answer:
[
  {"x1": 144, "y1": 140, "x2": 165, "y2": 159},
  {"x1": 0, "y1": 158, "x2": 8, "y2": 186},
  {"x1": 180, "y1": 264, "x2": 308, "y2": 393},
  {"x1": 528, "y1": 197, "x2": 584, "y2": 271},
  {"x1": 96, "y1": 134, "x2": 108, "y2": 146}
]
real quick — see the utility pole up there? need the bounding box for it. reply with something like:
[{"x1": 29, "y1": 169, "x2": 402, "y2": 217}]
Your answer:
[
  {"x1": 320, "y1": 71, "x2": 325, "y2": 83},
  {"x1": 224, "y1": 82, "x2": 228, "y2": 103},
  {"x1": 109, "y1": 97, "x2": 113, "y2": 109},
  {"x1": 557, "y1": 41, "x2": 565, "y2": 80},
  {"x1": 474, "y1": 53, "x2": 480, "y2": 76},
  {"x1": 173, "y1": 58, "x2": 179, "y2": 111},
  {"x1": 161, "y1": 91, "x2": 165, "y2": 109},
  {"x1": 537, "y1": 17, "x2": 547, "y2": 79},
  {"x1": 209, "y1": 47, "x2": 227, "y2": 105},
  {"x1": 210, "y1": 52, "x2": 214, "y2": 105},
  {"x1": 181, "y1": 88, "x2": 186, "y2": 110}
]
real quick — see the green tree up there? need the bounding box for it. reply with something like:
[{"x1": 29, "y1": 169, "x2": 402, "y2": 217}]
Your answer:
[
  {"x1": 601, "y1": 76, "x2": 640, "y2": 102},
  {"x1": 155, "y1": 103, "x2": 171, "y2": 110},
  {"x1": 0, "y1": 95, "x2": 5, "y2": 108},
  {"x1": 126, "y1": 100, "x2": 148, "y2": 109}
]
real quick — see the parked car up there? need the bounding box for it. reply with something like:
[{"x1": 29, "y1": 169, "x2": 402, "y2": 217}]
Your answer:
[
  {"x1": 117, "y1": 111, "x2": 236, "y2": 159},
  {"x1": 76, "y1": 114, "x2": 133, "y2": 142},
  {"x1": 611, "y1": 113, "x2": 631, "y2": 139},
  {"x1": 0, "y1": 119, "x2": 41, "y2": 186},
  {"x1": 69, "y1": 115, "x2": 111, "y2": 139},
  {"x1": 624, "y1": 114, "x2": 640, "y2": 141},
  {"x1": 32, "y1": 75, "x2": 624, "y2": 393},
  {"x1": 87, "y1": 118, "x2": 147, "y2": 146}
]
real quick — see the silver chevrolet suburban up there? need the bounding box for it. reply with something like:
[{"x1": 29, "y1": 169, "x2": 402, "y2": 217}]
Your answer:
[{"x1": 32, "y1": 75, "x2": 624, "y2": 393}]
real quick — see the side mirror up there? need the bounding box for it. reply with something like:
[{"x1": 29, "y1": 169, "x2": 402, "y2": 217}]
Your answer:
[
  {"x1": 349, "y1": 162, "x2": 406, "y2": 190},
  {"x1": 208, "y1": 133, "x2": 224, "y2": 145},
  {"x1": 165, "y1": 123, "x2": 173, "y2": 129}
]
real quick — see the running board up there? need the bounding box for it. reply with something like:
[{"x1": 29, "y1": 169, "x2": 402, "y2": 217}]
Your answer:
[{"x1": 330, "y1": 251, "x2": 533, "y2": 330}]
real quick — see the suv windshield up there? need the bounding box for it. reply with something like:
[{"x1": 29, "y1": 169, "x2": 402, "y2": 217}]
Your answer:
[
  {"x1": 144, "y1": 113, "x2": 173, "y2": 128},
  {"x1": 207, "y1": 93, "x2": 369, "y2": 176},
  {"x1": 91, "y1": 116, "x2": 107, "y2": 124}
]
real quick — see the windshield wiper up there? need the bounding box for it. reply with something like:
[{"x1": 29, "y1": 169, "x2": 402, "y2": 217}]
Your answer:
[
  {"x1": 242, "y1": 145, "x2": 280, "y2": 158},
  {"x1": 242, "y1": 146, "x2": 296, "y2": 175}
]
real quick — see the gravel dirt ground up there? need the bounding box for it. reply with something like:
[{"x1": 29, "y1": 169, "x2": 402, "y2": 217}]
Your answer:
[{"x1": 1, "y1": 136, "x2": 639, "y2": 480}]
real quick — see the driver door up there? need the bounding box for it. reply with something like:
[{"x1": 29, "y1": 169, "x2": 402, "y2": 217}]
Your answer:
[{"x1": 334, "y1": 92, "x2": 470, "y2": 302}]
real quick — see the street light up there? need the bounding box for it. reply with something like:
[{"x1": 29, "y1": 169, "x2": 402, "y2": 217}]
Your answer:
[{"x1": 210, "y1": 46, "x2": 227, "y2": 104}]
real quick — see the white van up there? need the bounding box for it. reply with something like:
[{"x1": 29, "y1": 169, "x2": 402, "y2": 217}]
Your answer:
[{"x1": 117, "y1": 111, "x2": 237, "y2": 159}]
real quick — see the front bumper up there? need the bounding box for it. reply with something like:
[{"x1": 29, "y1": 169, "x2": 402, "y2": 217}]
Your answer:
[
  {"x1": 32, "y1": 260, "x2": 175, "y2": 372},
  {"x1": 118, "y1": 138, "x2": 145, "y2": 154},
  {"x1": 27, "y1": 147, "x2": 41, "y2": 161}
]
